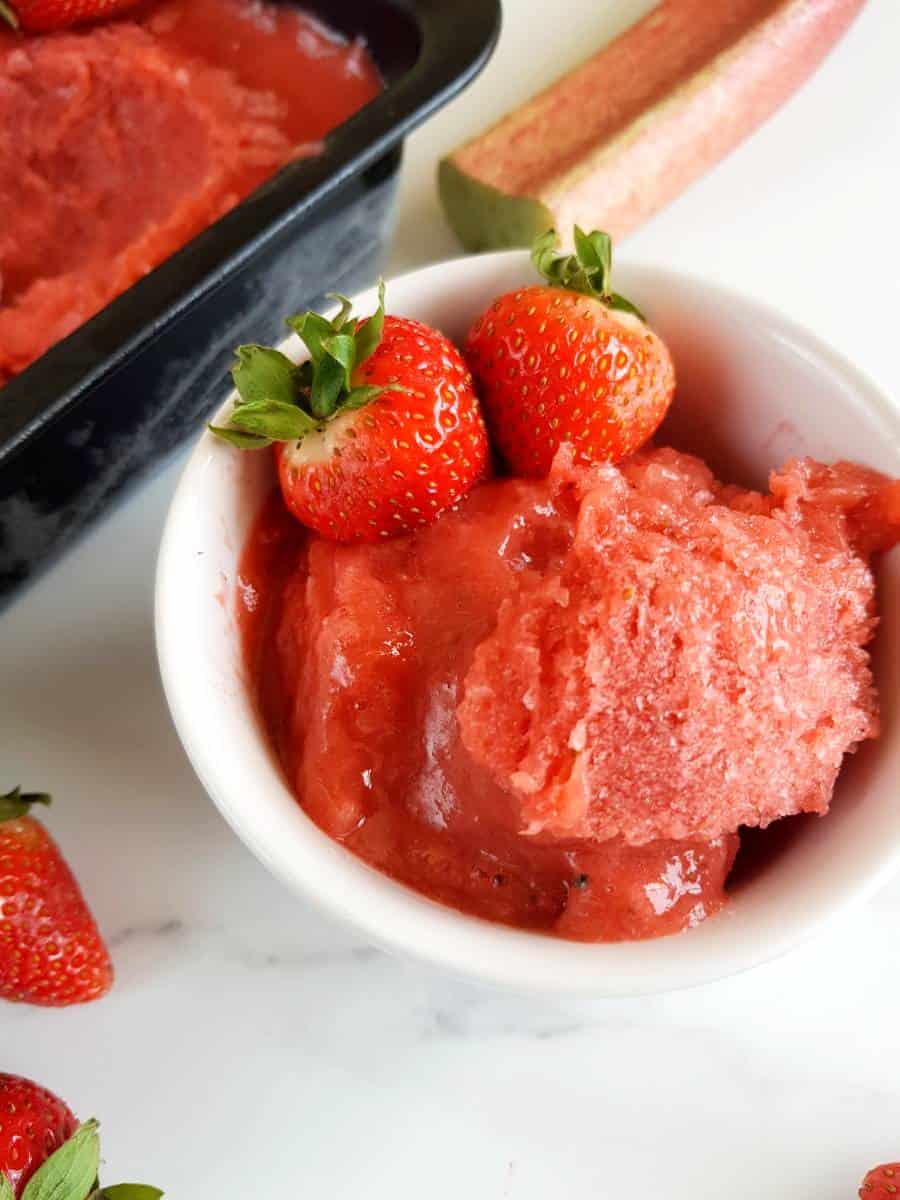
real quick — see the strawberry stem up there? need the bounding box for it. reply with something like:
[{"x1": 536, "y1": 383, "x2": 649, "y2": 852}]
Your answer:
[
  {"x1": 0, "y1": 0, "x2": 19, "y2": 28},
  {"x1": 0, "y1": 786, "x2": 51, "y2": 823},
  {"x1": 531, "y1": 227, "x2": 645, "y2": 321}
]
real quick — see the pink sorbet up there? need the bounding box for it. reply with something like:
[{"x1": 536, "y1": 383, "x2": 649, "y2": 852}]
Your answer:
[
  {"x1": 0, "y1": 0, "x2": 381, "y2": 385},
  {"x1": 460, "y1": 447, "x2": 898, "y2": 844},
  {"x1": 239, "y1": 443, "x2": 897, "y2": 941}
]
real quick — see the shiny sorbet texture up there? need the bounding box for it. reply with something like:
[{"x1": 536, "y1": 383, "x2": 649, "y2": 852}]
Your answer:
[
  {"x1": 239, "y1": 446, "x2": 899, "y2": 942},
  {"x1": 0, "y1": 0, "x2": 381, "y2": 385}
]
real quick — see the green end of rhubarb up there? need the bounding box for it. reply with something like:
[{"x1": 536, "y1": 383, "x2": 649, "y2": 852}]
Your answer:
[{"x1": 437, "y1": 158, "x2": 555, "y2": 253}]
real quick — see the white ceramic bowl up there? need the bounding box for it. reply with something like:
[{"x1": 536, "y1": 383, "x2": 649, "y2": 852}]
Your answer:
[{"x1": 156, "y1": 252, "x2": 900, "y2": 995}]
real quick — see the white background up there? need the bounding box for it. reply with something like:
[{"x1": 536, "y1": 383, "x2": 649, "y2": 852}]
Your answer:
[{"x1": 2, "y1": 1, "x2": 899, "y2": 1195}]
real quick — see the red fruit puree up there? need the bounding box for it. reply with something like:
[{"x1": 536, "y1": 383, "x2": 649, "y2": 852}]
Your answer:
[
  {"x1": 0, "y1": 0, "x2": 381, "y2": 386},
  {"x1": 239, "y1": 446, "x2": 899, "y2": 942}
]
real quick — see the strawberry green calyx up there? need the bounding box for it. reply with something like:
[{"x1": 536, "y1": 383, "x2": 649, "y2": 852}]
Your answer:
[
  {"x1": 20, "y1": 1122, "x2": 100, "y2": 1200},
  {"x1": 531, "y1": 226, "x2": 645, "y2": 320},
  {"x1": 0, "y1": 786, "x2": 51, "y2": 822},
  {"x1": 13, "y1": 1121, "x2": 162, "y2": 1200},
  {"x1": 93, "y1": 1187, "x2": 164, "y2": 1199},
  {"x1": 210, "y1": 281, "x2": 393, "y2": 450}
]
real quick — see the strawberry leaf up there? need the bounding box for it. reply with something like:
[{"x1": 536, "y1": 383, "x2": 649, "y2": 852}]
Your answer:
[
  {"x1": 339, "y1": 385, "x2": 387, "y2": 411},
  {"x1": 309, "y1": 354, "x2": 344, "y2": 419},
  {"x1": 325, "y1": 293, "x2": 354, "y2": 332},
  {"x1": 531, "y1": 228, "x2": 565, "y2": 285},
  {"x1": 572, "y1": 226, "x2": 612, "y2": 279},
  {"x1": 310, "y1": 334, "x2": 356, "y2": 420},
  {"x1": 322, "y1": 333, "x2": 356, "y2": 381},
  {"x1": 22, "y1": 1121, "x2": 100, "y2": 1200},
  {"x1": 353, "y1": 279, "x2": 386, "y2": 367},
  {"x1": 208, "y1": 425, "x2": 272, "y2": 449},
  {"x1": 0, "y1": 786, "x2": 51, "y2": 822},
  {"x1": 607, "y1": 293, "x2": 645, "y2": 319},
  {"x1": 231, "y1": 346, "x2": 298, "y2": 409},
  {"x1": 222, "y1": 399, "x2": 319, "y2": 442},
  {"x1": 92, "y1": 1186, "x2": 163, "y2": 1200},
  {"x1": 532, "y1": 226, "x2": 645, "y2": 321},
  {"x1": 1, "y1": 1173, "x2": 15, "y2": 1200},
  {"x1": 285, "y1": 311, "x2": 335, "y2": 364}
]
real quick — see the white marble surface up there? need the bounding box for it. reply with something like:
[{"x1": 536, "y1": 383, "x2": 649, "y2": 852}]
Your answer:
[{"x1": 2, "y1": 1, "x2": 900, "y2": 1194}]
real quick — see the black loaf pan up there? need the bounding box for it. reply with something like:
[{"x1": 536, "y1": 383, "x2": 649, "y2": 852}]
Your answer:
[{"x1": 0, "y1": 0, "x2": 501, "y2": 604}]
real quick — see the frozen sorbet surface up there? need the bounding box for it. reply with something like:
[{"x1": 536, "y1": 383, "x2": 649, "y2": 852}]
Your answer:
[
  {"x1": 240, "y1": 465, "x2": 729, "y2": 941},
  {"x1": 239, "y1": 444, "x2": 898, "y2": 942},
  {"x1": 0, "y1": 0, "x2": 381, "y2": 385},
  {"x1": 460, "y1": 449, "x2": 896, "y2": 845}
]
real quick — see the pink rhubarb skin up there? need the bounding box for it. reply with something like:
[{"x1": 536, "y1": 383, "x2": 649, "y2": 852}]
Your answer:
[{"x1": 440, "y1": 0, "x2": 867, "y2": 248}]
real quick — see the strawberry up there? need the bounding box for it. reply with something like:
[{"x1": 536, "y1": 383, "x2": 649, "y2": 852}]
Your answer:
[
  {"x1": 0, "y1": 1077, "x2": 162, "y2": 1200},
  {"x1": 860, "y1": 1163, "x2": 900, "y2": 1198},
  {"x1": 0, "y1": 788, "x2": 113, "y2": 1007},
  {"x1": 464, "y1": 227, "x2": 675, "y2": 477},
  {"x1": 0, "y1": 1075, "x2": 77, "y2": 1197},
  {"x1": 0, "y1": 0, "x2": 139, "y2": 32},
  {"x1": 211, "y1": 282, "x2": 489, "y2": 542}
]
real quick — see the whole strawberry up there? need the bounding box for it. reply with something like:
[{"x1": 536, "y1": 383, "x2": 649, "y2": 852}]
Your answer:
[
  {"x1": 211, "y1": 282, "x2": 489, "y2": 542},
  {"x1": 0, "y1": 788, "x2": 113, "y2": 1006},
  {"x1": 0, "y1": 0, "x2": 139, "y2": 32},
  {"x1": 860, "y1": 1163, "x2": 900, "y2": 1198},
  {"x1": 464, "y1": 227, "x2": 675, "y2": 477},
  {"x1": 0, "y1": 1076, "x2": 161, "y2": 1200}
]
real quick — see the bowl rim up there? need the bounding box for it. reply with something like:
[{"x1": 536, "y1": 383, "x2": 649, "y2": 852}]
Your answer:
[{"x1": 155, "y1": 248, "x2": 900, "y2": 996}]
